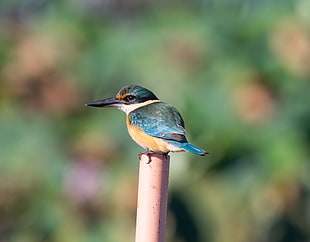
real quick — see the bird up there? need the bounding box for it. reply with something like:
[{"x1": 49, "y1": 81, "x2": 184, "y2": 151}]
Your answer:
[{"x1": 85, "y1": 85, "x2": 208, "y2": 160}]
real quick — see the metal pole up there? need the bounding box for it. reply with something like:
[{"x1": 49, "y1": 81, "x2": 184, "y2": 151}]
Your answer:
[{"x1": 135, "y1": 153, "x2": 170, "y2": 242}]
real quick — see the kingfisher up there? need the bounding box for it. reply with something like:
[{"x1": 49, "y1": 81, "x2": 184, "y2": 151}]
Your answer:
[{"x1": 86, "y1": 85, "x2": 208, "y2": 159}]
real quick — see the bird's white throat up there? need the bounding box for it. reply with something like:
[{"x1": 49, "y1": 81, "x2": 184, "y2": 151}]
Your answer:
[{"x1": 117, "y1": 100, "x2": 161, "y2": 114}]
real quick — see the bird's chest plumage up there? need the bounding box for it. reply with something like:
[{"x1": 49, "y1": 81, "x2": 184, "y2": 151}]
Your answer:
[{"x1": 126, "y1": 115, "x2": 171, "y2": 153}]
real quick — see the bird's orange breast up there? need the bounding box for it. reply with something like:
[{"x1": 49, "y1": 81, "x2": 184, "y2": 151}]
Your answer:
[{"x1": 126, "y1": 115, "x2": 171, "y2": 153}]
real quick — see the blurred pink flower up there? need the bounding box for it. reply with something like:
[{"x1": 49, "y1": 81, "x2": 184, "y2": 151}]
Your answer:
[
  {"x1": 63, "y1": 159, "x2": 104, "y2": 203},
  {"x1": 233, "y1": 82, "x2": 275, "y2": 124},
  {"x1": 270, "y1": 19, "x2": 310, "y2": 77}
]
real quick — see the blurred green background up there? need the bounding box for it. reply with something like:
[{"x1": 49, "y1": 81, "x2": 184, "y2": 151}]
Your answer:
[{"x1": 1, "y1": 0, "x2": 310, "y2": 241}]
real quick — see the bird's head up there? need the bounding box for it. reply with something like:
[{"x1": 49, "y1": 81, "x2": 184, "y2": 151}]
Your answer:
[{"x1": 85, "y1": 85, "x2": 159, "y2": 112}]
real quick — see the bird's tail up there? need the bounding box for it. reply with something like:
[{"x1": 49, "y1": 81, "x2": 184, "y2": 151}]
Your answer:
[{"x1": 177, "y1": 142, "x2": 208, "y2": 156}]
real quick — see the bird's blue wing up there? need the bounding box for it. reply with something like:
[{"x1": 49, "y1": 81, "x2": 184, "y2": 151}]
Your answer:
[{"x1": 129, "y1": 102, "x2": 187, "y2": 143}]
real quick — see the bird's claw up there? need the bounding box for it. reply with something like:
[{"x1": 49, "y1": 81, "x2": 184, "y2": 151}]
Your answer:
[{"x1": 139, "y1": 150, "x2": 153, "y2": 164}]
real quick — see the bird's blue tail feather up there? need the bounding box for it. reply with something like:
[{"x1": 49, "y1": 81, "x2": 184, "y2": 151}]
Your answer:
[{"x1": 173, "y1": 142, "x2": 208, "y2": 156}]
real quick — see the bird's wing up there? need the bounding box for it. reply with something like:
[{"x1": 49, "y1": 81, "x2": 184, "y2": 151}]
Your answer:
[{"x1": 129, "y1": 102, "x2": 187, "y2": 142}]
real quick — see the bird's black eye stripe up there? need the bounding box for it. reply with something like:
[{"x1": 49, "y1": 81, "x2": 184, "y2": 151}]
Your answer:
[{"x1": 124, "y1": 95, "x2": 136, "y2": 102}]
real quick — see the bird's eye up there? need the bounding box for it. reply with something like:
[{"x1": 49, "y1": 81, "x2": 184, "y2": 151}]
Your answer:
[{"x1": 125, "y1": 95, "x2": 136, "y2": 102}]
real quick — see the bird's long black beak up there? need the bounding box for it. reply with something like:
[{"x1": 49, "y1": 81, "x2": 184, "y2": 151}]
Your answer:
[{"x1": 85, "y1": 97, "x2": 125, "y2": 107}]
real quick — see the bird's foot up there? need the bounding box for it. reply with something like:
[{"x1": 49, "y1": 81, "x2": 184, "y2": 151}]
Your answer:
[{"x1": 139, "y1": 149, "x2": 153, "y2": 164}]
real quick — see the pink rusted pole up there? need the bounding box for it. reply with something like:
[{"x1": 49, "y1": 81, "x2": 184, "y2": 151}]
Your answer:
[{"x1": 135, "y1": 153, "x2": 170, "y2": 242}]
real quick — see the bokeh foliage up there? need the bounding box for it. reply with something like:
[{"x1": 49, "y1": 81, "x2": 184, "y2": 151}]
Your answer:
[{"x1": 1, "y1": 0, "x2": 310, "y2": 241}]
